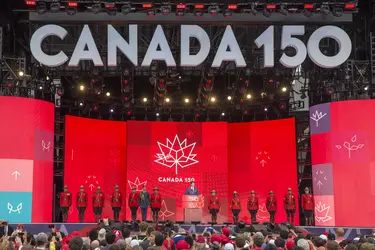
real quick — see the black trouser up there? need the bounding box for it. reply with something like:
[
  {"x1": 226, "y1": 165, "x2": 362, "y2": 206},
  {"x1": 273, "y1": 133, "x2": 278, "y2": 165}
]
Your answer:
[
  {"x1": 112, "y1": 207, "x2": 121, "y2": 221},
  {"x1": 232, "y1": 209, "x2": 240, "y2": 224},
  {"x1": 268, "y1": 211, "x2": 276, "y2": 223},
  {"x1": 130, "y1": 207, "x2": 138, "y2": 221},
  {"x1": 286, "y1": 209, "x2": 295, "y2": 224},
  {"x1": 61, "y1": 207, "x2": 69, "y2": 222},
  {"x1": 93, "y1": 207, "x2": 103, "y2": 222},
  {"x1": 151, "y1": 208, "x2": 160, "y2": 222},
  {"x1": 77, "y1": 207, "x2": 86, "y2": 222},
  {"x1": 249, "y1": 210, "x2": 257, "y2": 223}
]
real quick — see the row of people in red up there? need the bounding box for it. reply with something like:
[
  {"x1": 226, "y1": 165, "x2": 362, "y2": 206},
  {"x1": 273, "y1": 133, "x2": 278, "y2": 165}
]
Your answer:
[
  {"x1": 60, "y1": 185, "x2": 163, "y2": 223},
  {"x1": 225, "y1": 187, "x2": 314, "y2": 225}
]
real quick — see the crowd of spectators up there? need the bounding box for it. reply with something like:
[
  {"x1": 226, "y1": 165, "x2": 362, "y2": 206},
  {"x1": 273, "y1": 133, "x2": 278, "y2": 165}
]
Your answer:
[{"x1": 1, "y1": 220, "x2": 375, "y2": 250}]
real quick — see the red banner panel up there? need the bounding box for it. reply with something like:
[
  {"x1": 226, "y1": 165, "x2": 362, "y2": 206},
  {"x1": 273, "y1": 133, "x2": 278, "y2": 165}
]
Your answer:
[
  {"x1": 310, "y1": 100, "x2": 375, "y2": 227},
  {"x1": 126, "y1": 121, "x2": 228, "y2": 222},
  {"x1": 228, "y1": 118, "x2": 299, "y2": 224},
  {"x1": 0, "y1": 97, "x2": 54, "y2": 223},
  {"x1": 64, "y1": 116, "x2": 127, "y2": 222}
]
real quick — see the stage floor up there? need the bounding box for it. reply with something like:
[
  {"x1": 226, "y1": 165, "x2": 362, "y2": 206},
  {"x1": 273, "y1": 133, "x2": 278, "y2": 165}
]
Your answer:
[{"x1": 10, "y1": 223, "x2": 372, "y2": 239}]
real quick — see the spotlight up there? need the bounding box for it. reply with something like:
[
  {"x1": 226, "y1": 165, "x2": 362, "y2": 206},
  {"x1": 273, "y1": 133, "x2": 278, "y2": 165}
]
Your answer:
[
  {"x1": 194, "y1": 4, "x2": 204, "y2": 16},
  {"x1": 66, "y1": 2, "x2": 78, "y2": 15},
  {"x1": 332, "y1": 7, "x2": 343, "y2": 17},
  {"x1": 165, "y1": 98, "x2": 170, "y2": 103},
  {"x1": 208, "y1": 5, "x2": 220, "y2": 16},
  {"x1": 37, "y1": 1, "x2": 47, "y2": 15},
  {"x1": 281, "y1": 87, "x2": 287, "y2": 92},
  {"x1": 79, "y1": 101, "x2": 84, "y2": 107},
  {"x1": 246, "y1": 94, "x2": 252, "y2": 99},
  {"x1": 92, "y1": 106, "x2": 98, "y2": 111},
  {"x1": 143, "y1": 97, "x2": 148, "y2": 103},
  {"x1": 184, "y1": 98, "x2": 189, "y2": 103},
  {"x1": 57, "y1": 88, "x2": 64, "y2": 96},
  {"x1": 156, "y1": 113, "x2": 160, "y2": 117},
  {"x1": 18, "y1": 71, "x2": 24, "y2": 77},
  {"x1": 106, "y1": 92, "x2": 111, "y2": 97},
  {"x1": 50, "y1": 2, "x2": 61, "y2": 12},
  {"x1": 221, "y1": 112, "x2": 225, "y2": 116},
  {"x1": 210, "y1": 97, "x2": 216, "y2": 102},
  {"x1": 227, "y1": 96, "x2": 232, "y2": 100},
  {"x1": 110, "y1": 108, "x2": 114, "y2": 113},
  {"x1": 264, "y1": 107, "x2": 268, "y2": 112},
  {"x1": 79, "y1": 85, "x2": 85, "y2": 91},
  {"x1": 279, "y1": 103, "x2": 287, "y2": 110},
  {"x1": 37, "y1": 83, "x2": 44, "y2": 90},
  {"x1": 280, "y1": 4, "x2": 288, "y2": 15},
  {"x1": 105, "y1": 3, "x2": 117, "y2": 16},
  {"x1": 176, "y1": 4, "x2": 186, "y2": 16},
  {"x1": 364, "y1": 86, "x2": 369, "y2": 91},
  {"x1": 161, "y1": 5, "x2": 171, "y2": 15},
  {"x1": 320, "y1": 5, "x2": 330, "y2": 14},
  {"x1": 327, "y1": 88, "x2": 334, "y2": 95}
]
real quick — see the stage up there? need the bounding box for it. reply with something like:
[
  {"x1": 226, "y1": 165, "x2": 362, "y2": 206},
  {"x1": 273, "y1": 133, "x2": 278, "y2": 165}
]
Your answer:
[{"x1": 11, "y1": 223, "x2": 372, "y2": 239}]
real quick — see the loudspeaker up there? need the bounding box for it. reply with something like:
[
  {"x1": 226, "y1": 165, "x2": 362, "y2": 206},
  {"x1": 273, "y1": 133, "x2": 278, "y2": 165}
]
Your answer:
[{"x1": 250, "y1": 224, "x2": 270, "y2": 232}]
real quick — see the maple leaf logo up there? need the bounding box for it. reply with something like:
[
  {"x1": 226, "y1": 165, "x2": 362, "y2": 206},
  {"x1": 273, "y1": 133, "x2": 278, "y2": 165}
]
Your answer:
[
  {"x1": 128, "y1": 177, "x2": 147, "y2": 191},
  {"x1": 335, "y1": 135, "x2": 364, "y2": 159},
  {"x1": 315, "y1": 201, "x2": 332, "y2": 223},
  {"x1": 158, "y1": 200, "x2": 174, "y2": 220},
  {"x1": 310, "y1": 110, "x2": 327, "y2": 127},
  {"x1": 155, "y1": 135, "x2": 199, "y2": 175},
  {"x1": 256, "y1": 203, "x2": 270, "y2": 222}
]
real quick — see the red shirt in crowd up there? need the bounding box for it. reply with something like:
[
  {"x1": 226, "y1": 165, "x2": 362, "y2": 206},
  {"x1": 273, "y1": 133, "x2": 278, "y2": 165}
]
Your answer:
[
  {"x1": 60, "y1": 192, "x2": 72, "y2": 207},
  {"x1": 76, "y1": 191, "x2": 87, "y2": 208}
]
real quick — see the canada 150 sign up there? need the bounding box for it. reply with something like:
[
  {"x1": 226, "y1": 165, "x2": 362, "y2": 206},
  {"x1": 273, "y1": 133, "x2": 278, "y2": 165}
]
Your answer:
[{"x1": 30, "y1": 24, "x2": 352, "y2": 69}]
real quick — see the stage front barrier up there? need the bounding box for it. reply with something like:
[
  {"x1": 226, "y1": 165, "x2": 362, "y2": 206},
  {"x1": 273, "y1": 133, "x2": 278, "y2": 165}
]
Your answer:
[
  {"x1": 182, "y1": 195, "x2": 203, "y2": 221},
  {"x1": 310, "y1": 100, "x2": 375, "y2": 227},
  {"x1": 0, "y1": 97, "x2": 54, "y2": 223}
]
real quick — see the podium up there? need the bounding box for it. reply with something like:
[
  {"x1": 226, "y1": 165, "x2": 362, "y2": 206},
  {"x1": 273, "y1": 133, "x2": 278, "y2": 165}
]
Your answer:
[{"x1": 182, "y1": 195, "x2": 204, "y2": 221}]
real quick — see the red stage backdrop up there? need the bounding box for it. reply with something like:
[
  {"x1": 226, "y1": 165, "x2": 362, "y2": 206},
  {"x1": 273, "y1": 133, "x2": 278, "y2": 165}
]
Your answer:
[
  {"x1": 310, "y1": 100, "x2": 375, "y2": 227},
  {"x1": 228, "y1": 118, "x2": 298, "y2": 224},
  {"x1": 0, "y1": 97, "x2": 54, "y2": 223},
  {"x1": 64, "y1": 116, "x2": 127, "y2": 222},
  {"x1": 126, "y1": 121, "x2": 228, "y2": 222}
]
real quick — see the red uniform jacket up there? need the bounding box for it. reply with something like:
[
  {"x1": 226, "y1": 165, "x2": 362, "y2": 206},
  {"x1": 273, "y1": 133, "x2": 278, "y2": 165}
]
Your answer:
[
  {"x1": 111, "y1": 192, "x2": 122, "y2": 208},
  {"x1": 60, "y1": 192, "x2": 72, "y2": 207},
  {"x1": 301, "y1": 194, "x2": 314, "y2": 210},
  {"x1": 284, "y1": 194, "x2": 296, "y2": 210},
  {"x1": 76, "y1": 191, "x2": 88, "y2": 208},
  {"x1": 93, "y1": 192, "x2": 105, "y2": 208},
  {"x1": 247, "y1": 196, "x2": 259, "y2": 211},
  {"x1": 128, "y1": 192, "x2": 140, "y2": 207},
  {"x1": 231, "y1": 197, "x2": 241, "y2": 210},
  {"x1": 150, "y1": 194, "x2": 162, "y2": 208},
  {"x1": 208, "y1": 196, "x2": 220, "y2": 210},
  {"x1": 266, "y1": 196, "x2": 277, "y2": 211}
]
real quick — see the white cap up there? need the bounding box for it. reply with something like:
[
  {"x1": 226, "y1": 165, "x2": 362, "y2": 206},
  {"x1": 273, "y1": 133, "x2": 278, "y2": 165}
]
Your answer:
[
  {"x1": 130, "y1": 240, "x2": 140, "y2": 248},
  {"x1": 224, "y1": 243, "x2": 235, "y2": 250}
]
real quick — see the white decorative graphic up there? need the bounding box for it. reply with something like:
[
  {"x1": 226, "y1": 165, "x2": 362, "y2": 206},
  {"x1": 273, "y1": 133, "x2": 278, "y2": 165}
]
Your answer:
[
  {"x1": 335, "y1": 135, "x2": 364, "y2": 159},
  {"x1": 12, "y1": 171, "x2": 21, "y2": 181},
  {"x1": 210, "y1": 155, "x2": 218, "y2": 163},
  {"x1": 85, "y1": 175, "x2": 100, "y2": 191},
  {"x1": 256, "y1": 204, "x2": 270, "y2": 222},
  {"x1": 255, "y1": 151, "x2": 270, "y2": 167},
  {"x1": 155, "y1": 135, "x2": 199, "y2": 175},
  {"x1": 315, "y1": 201, "x2": 332, "y2": 223},
  {"x1": 314, "y1": 170, "x2": 327, "y2": 189},
  {"x1": 8, "y1": 203, "x2": 22, "y2": 214},
  {"x1": 128, "y1": 177, "x2": 147, "y2": 191},
  {"x1": 310, "y1": 110, "x2": 327, "y2": 127},
  {"x1": 185, "y1": 129, "x2": 195, "y2": 138},
  {"x1": 41, "y1": 140, "x2": 51, "y2": 152},
  {"x1": 159, "y1": 200, "x2": 174, "y2": 220}
]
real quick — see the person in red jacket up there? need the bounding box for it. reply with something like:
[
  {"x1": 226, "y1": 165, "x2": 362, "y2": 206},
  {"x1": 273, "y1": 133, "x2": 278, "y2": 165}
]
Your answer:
[
  {"x1": 93, "y1": 186, "x2": 105, "y2": 222},
  {"x1": 247, "y1": 190, "x2": 259, "y2": 223},
  {"x1": 266, "y1": 190, "x2": 277, "y2": 223},
  {"x1": 231, "y1": 191, "x2": 241, "y2": 224},
  {"x1": 284, "y1": 187, "x2": 296, "y2": 224},
  {"x1": 150, "y1": 187, "x2": 162, "y2": 223},
  {"x1": 128, "y1": 187, "x2": 140, "y2": 221},
  {"x1": 111, "y1": 185, "x2": 122, "y2": 221},
  {"x1": 301, "y1": 187, "x2": 314, "y2": 226},
  {"x1": 76, "y1": 185, "x2": 87, "y2": 223},
  {"x1": 208, "y1": 190, "x2": 220, "y2": 223},
  {"x1": 60, "y1": 185, "x2": 72, "y2": 222}
]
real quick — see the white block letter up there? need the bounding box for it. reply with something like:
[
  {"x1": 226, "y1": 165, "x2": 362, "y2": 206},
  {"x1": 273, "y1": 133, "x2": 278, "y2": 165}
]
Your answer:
[
  {"x1": 108, "y1": 25, "x2": 138, "y2": 67},
  {"x1": 180, "y1": 25, "x2": 210, "y2": 67}
]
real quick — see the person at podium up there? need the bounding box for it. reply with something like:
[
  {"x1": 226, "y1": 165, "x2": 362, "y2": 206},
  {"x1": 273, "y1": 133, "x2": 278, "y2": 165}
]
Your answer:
[{"x1": 185, "y1": 181, "x2": 199, "y2": 195}]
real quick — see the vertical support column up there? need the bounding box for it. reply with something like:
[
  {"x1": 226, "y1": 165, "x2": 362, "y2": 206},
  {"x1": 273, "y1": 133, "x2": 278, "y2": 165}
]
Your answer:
[{"x1": 369, "y1": 33, "x2": 375, "y2": 98}]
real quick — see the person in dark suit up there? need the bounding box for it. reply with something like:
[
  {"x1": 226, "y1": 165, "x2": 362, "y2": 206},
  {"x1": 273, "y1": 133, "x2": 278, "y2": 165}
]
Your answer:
[
  {"x1": 185, "y1": 181, "x2": 199, "y2": 195},
  {"x1": 0, "y1": 221, "x2": 14, "y2": 236}
]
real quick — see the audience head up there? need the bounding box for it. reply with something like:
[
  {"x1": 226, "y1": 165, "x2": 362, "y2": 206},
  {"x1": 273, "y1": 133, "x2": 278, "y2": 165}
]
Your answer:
[{"x1": 253, "y1": 234, "x2": 264, "y2": 248}]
